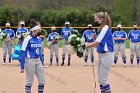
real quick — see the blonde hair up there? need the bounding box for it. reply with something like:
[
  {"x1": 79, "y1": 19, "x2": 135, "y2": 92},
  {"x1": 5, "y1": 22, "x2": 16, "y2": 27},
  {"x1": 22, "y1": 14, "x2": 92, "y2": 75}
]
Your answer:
[{"x1": 94, "y1": 12, "x2": 111, "y2": 32}]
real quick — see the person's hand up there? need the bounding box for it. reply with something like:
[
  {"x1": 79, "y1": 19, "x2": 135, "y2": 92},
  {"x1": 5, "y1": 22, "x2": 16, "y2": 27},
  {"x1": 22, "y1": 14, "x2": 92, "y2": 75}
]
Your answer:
[
  {"x1": 92, "y1": 34, "x2": 96, "y2": 40},
  {"x1": 20, "y1": 69, "x2": 24, "y2": 73}
]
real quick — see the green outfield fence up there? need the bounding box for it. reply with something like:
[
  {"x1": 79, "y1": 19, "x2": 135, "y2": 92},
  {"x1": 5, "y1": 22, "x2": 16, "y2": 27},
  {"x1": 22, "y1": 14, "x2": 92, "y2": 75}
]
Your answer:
[{"x1": 0, "y1": 26, "x2": 138, "y2": 48}]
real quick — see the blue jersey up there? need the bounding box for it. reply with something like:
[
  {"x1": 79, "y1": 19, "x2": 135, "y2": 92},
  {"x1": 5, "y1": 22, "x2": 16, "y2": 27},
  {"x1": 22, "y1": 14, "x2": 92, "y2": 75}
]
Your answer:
[
  {"x1": 83, "y1": 30, "x2": 96, "y2": 43},
  {"x1": 48, "y1": 32, "x2": 59, "y2": 44},
  {"x1": 128, "y1": 30, "x2": 140, "y2": 42},
  {"x1": 96, "y1": 25, "x2": 114, "y2": 53},
  {"x1": 3, "y1": 28, "x2": 15, "y2": 39},
  {"x1": 19, "y1": 34, "x2": 42, "y2": 69},
  {"x1": 16, "y1": 27, "x2": 28, "y2": 35},
  {"x1": 61, "y1": 27, "x2": 73, "y2": 39},
  {"x1": 113, "y1": 30, "x2": 127, "y2": 43}
]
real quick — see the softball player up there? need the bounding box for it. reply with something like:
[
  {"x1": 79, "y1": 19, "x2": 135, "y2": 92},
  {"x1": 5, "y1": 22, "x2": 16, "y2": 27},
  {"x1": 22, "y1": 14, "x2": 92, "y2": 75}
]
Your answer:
[
  {"x1": 2, "y1": 22, "x2": 15, "y2": 64},
  {"x1": 83, "y1": 24, "x2": 96, "y2": 66},
  {"x1": 19, "y1": 19, "x2": 45, "y2": 93},
  {"x1": 112, "y1": 24, "x2": 128, "y2": 67},
  {"x1": 48, "y1": 26, "x2": 59, "y2": 66},
  {"x1": 16, "y1": 21, "x2": 28, "y2": 44},
  {"x1": 61, "y1": 22, "x2": 73, "y2": 66},
  {"x1": 86, "y1": 12, "x2": 113, "y2": 93},
  {"x1": 128, "y1": 23, "x2": 140, "y2": 66}
]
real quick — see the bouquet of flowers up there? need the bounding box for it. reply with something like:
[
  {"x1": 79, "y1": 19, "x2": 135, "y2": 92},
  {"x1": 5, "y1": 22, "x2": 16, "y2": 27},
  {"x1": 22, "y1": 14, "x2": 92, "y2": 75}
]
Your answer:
[
  {"x1": 48, "y1": 33, "x2": 61, "y2": 49},
  {"x1": 40, "y1": 29, "x2": 48, "y2": 36},
  {"x1": 68, "y1": 29, "x2": 86, "y2": 58},
  {"x1": 19, "y1": 32, "x2": 29, "y2": 40},
  {"x1": 0, "y1": 30, "x2": 8, "y2": 41}
]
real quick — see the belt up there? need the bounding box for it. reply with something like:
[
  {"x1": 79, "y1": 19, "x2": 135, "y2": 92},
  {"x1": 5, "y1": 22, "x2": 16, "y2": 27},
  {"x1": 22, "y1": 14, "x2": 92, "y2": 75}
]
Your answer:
[{"x1": 98, "y1": 51, "x2": 113, "y2": 54}]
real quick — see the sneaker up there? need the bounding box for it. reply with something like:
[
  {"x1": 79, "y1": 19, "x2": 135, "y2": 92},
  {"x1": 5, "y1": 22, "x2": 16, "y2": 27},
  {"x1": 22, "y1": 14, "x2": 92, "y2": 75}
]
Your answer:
[
  {"x1": 68, "y1": 63, "x2": 70, "y2": 66},
  {"x1": 112, "y1": 64, "x2": 116, "y2": 67},
  {"x1": 3, "y1": 63, "x2": 6, "y2": 65},
  {"x1": 123, "y1": 64, "x2": 127, "y2": 67},
  {"x1": 61, "y1": 62, "x2": 64, "y2": 66},
  {"x1": 8, "y1": 63, "x2": 11, "y2": 65},
  {"x1": 44, "y1": 65, "x2": 49, "y2": 68},
  {"x1": 84, "y1": 63, "x2": 87, "y2": 66}
]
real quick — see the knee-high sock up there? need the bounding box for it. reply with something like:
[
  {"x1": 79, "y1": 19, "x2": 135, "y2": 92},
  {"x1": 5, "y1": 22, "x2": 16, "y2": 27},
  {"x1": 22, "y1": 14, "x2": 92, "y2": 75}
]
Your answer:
[
  {"x1": 62, "y1": 55, "x2": 65, "y2": 63},
  {"x1": 50, "y1": 55, "x2": 53, "y2": 64},
  {"x1": 114, "y1": 57, "x2": 118, "y2": 64},
  {"x1": 56, "y1": 56, "x2": 59, "y2": 64},
  {"x1": 84, "y1": 56, "x2": 88, "y2": 63},
  {"x1": 68, "y1": 55, "x2": 71, "y2": 64},
  {"x1": 3, "y1": 57, "x2": 6, "y2": 63},
  {"x1": 38, "y1": 85, "x2": 44, "y2": 93},
  {"x1": 130, "y1": 56, "x2": 134, "y2": 64},
  {"x1": 137, "y1": 56, "x2": 139, "y2": 64},
  {"x1": 91, "y1": 56, "x2": 94, "y2": 63},
  {"x1": 9, "y1": 55, "x2": 11, "y2": 63},
  {"x1": 122, "y1": 57, "x2": 126, "y2": 64},
  {"x1": 25, "y1": 85, "x2": 31, "y2": 93},
  {"x1": 100, "y1": 84, "x2": 111, "y2": 93}
]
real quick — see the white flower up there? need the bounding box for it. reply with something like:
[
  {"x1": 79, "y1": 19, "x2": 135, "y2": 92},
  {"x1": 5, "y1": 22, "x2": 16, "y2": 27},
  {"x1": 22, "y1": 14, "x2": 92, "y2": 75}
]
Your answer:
[
  {"x1": 78, "y1": 46, "x2": 83, "y2": 52},
  {"x1": 80, "y1": 37, "x2": 85, "y2": 46},
  {"x1": 68, "y1": 34, "x2": 77, "y2": 42},
  {"x1": 76, "y1": 37, "x2": 80, "y2": 41}
]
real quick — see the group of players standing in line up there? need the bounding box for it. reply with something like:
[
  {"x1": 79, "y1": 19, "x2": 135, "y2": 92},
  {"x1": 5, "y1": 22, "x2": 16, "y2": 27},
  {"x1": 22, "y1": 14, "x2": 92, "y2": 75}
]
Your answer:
[{"x1": 1, "y1": 21, "x2": 140, "y2": 67}]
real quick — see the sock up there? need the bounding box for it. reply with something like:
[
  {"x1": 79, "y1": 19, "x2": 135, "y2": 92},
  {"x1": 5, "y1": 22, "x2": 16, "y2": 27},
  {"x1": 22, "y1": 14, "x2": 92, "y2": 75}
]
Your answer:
[
  {"x1": 91, "y1": 56, "x2": 94, "y2": 63},
  {"x1": 122, "y1": 57, "x2": 126, "y2": 64},
  {"x1": 130, "y1": 56, "x2": 134, "y2": 64},
  {"x1": 9, "y1": 57, "x2": 11, "y2": 63},
  {"x1": 56, "y1": 57, "x2": 59, "y2": 64},
  {"x1": 137, "y1": 57, "x2": 139, "y2": 65},
  {"x1": 84, "y1": 56, "x2": 88, "y2": 63},
  {"x1": 38, "y1": 85, "x2": 44, "y2": 93},
  {"x1": 42, "y1": 54, "x2": 44, "y2": 65},
  {"x1": 25, "y1": 85, "x2": 31, "y2": 93},
  {"x1": 62, "y1": 55, "x2": 65, "y2": 63},
  {"x1": 114, "y1": 57, "x2": 118, "y2": 64},
  {"x1": 100, "y1": 84, "x2": 111, "y2": 93},
  {"x1": 3, "y1": 57, "x2": 6, "y2": 63},
  {"x1": 68, "y1": 55, "x2": 71, "y2": 64},
  {"x1": 50, "y1": 55, "x2": 53, "y2": 64}
]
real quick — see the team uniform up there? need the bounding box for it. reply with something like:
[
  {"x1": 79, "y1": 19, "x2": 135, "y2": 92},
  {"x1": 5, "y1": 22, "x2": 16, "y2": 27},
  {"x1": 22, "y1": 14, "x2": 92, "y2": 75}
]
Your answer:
[
  {"x1": 19, "y1": 34, "x2": 45, "y2": 93},
  {"x1": 96, "y1": 25, "x2": 114, "y2": 93},
  {"x1": 16, "y1": 27, "x2": 29, "y2": 44},
  {"x1": 113, "y1": 30, "x2": 127, "y2": 65},
  {"x1": 83, "y1": 29, "x2": 96, "y2": 66},
  {"x1": 61, "y1": 27, "x2": 73, "y2": 66},
  {"x1": 48, "y1": 32, "x2": 59, "y2": 65},
  {"x1": 3, "y1": 28, "x2": 15, "y2": 64},
  {"x1": 128, "y1": 30, "x2": 140, "y2": 65}
]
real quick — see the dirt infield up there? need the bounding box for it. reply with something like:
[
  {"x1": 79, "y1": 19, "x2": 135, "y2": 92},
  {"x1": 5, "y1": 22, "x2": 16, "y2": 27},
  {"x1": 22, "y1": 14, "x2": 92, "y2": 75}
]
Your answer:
[{"x1": 0, "y1": 48, "x2": 140, "y2": 93}]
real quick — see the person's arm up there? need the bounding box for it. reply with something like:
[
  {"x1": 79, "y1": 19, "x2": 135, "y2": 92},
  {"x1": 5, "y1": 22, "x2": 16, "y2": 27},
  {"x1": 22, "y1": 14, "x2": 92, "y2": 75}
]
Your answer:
[
  {"x1": 19, "y1": 37, "x2": 30, "y2": 73},
  {"x1": 86, "y1": 41, "x2": 99, "y2": 48},
  {"x1": 121, "y1": 32, "x2": 128, "y2": 40}
]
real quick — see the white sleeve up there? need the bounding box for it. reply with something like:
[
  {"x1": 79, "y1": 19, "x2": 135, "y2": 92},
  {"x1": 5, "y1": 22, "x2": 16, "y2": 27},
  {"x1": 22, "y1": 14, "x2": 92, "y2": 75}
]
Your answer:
[
  {"x1": 21, "y1": 36, "x2": 31, "y2": 51},
  {"x1": 96, "y1": 25, "x2": 109, "y2": 43}
]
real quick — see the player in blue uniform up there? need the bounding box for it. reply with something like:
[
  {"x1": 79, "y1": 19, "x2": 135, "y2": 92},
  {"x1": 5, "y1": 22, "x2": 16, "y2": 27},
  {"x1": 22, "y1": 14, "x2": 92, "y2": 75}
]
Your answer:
[
  {"x1": 86, "y1": 12, "x2": 113, "y2": 93},
  {"x1": 48, "y1": 26, "x2": 59, "y2": 66},
  {"x1": 112, "y1": 24, "x2": 128, "y2": 67},
  {"x1": 83, "y1": 24, "x2": 96, "y2": 66},
  {"x1": 16, "y1": 21, "x2": 29, "y2": 44},
  {"x1": 19, "y1": 19, "x2": 45, "y2": 93},
  {"x1": 61, "y1": 22, "x2": 73, "y2": 66},
  {"x1": 2, "y1": 22, "x2": 15, "y2": 64},
  {"x1": 128, "y1": 23, "x2": 140, "y2": 66}
]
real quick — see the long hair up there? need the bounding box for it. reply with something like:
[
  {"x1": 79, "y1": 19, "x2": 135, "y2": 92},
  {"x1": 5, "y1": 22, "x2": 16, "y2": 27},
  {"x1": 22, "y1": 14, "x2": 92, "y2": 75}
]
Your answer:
[{"x1": 94, "y1": 12, "x2": 111, "y2": 32}]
